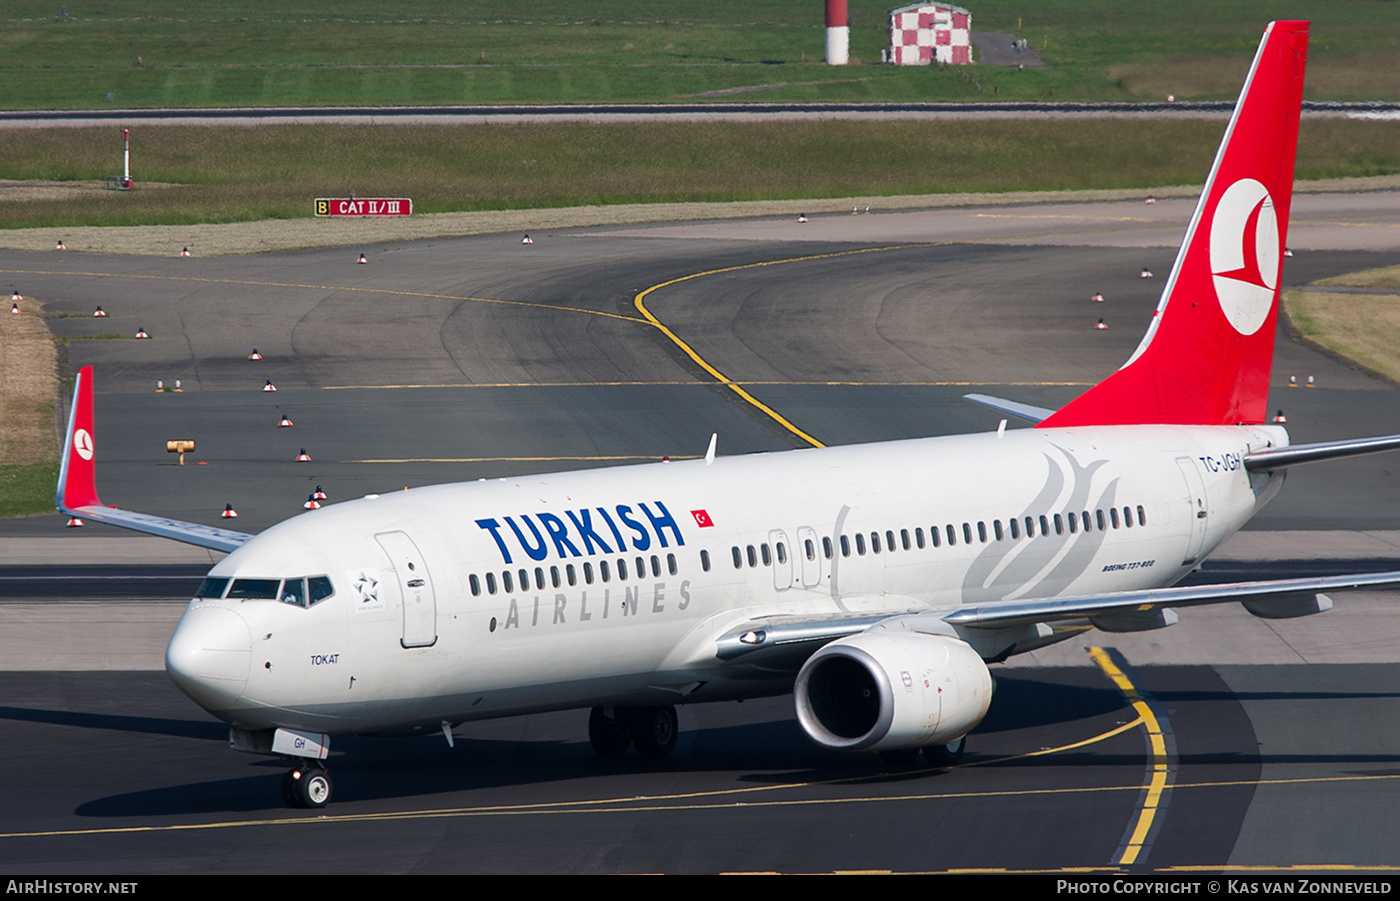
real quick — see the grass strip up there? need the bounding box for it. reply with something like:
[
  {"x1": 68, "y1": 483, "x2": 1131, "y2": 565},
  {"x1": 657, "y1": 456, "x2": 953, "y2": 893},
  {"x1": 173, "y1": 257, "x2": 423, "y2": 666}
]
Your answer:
[
  {"x1": 1314, "y1": 265, "x2": 1400, "y2": 291},
  {"x1": 0, "y1": 461, "x2": 59, "y2": 518},
  {"x1": 3, "y1": 1, "x2": 1400, "y2": 106},
  {"x1": 0, "y1": 118, "x2": 1397, "y2": 231},
  {"x1": 1284, "y1": 289, "x2": 1400, "y2": 385}
]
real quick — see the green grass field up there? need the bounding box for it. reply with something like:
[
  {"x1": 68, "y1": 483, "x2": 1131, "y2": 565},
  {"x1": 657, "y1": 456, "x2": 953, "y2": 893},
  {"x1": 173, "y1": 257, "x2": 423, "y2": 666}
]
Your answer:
[
  {"x1": 2, "y1": 1, "x2": 1398, "y2": 108},
  {"x1": 1, "y1": 118, "x2": 1396, "y2": 229}
]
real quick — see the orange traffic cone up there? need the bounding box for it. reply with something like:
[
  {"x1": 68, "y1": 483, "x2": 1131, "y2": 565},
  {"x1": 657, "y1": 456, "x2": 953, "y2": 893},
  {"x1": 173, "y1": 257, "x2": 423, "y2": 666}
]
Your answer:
[
  {"x1": 263, "y1": 380, "x2": 277, "y2": 392},
  {"x1": 221, "y1": 504, "x2": 238, "y2": 518},
  {"x1": 278, "y1": 414, "x2": 293, "y2": 428},
  {"x1": 93, "y1": 306, "x2": 107, "y2": 317},
  {"x1": 296, "y1": 448, "x2": 311, "y2": 462},
  {"x1": 248, "y1": 349, "x2": 263, "y2": 360}
]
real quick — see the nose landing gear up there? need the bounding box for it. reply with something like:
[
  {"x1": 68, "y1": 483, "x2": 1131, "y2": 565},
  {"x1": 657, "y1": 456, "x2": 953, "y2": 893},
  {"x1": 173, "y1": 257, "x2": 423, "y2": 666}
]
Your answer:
[{"x1": 282, "y1": 765, "x2": 333, "y2": 809}]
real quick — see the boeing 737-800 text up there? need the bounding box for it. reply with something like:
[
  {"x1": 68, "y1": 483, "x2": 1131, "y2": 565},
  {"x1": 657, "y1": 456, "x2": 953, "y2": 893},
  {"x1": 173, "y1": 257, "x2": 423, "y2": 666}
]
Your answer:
[{"x1": 56, "y1": 20, "x2": 1400, "y2": 809}]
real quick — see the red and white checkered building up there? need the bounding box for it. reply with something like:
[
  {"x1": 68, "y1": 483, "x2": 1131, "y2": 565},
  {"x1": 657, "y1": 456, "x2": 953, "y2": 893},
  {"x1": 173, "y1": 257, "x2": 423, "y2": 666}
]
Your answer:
[{"x1": 888, "y1": 3, "x2": 972, "y2": 65}]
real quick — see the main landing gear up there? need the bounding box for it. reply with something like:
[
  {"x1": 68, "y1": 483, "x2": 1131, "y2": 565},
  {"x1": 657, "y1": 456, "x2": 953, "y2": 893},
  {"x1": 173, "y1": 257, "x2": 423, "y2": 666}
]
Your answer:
[
  {"x1": 588, "y1": 705, "x2": 678, "y2": 759},
  {"x1": 281, "y1": 764, "x2": 333, "y2": 809},
  {"x1": 878, "y1": 736, "x2": 967, "y2": 769}
]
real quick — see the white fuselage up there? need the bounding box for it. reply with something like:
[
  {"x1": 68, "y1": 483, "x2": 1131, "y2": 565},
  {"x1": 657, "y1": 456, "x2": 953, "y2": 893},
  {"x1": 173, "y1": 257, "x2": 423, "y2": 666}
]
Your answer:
[{"x1": 166, "y1": 423, "x2": 1287, "y2": 735}]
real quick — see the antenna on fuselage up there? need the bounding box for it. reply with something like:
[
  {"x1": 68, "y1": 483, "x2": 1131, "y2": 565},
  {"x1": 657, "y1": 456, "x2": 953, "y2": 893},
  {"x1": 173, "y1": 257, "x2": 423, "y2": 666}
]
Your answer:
[{"x1": 705, "y1": 433, "x2": 718, "y2": 466}]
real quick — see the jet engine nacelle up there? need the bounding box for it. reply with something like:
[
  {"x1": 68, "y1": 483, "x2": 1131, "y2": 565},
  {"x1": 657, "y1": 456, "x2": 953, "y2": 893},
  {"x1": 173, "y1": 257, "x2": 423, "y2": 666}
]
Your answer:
[{"x1": 794, "y1": 630, "x2": 992, "y2": 752}]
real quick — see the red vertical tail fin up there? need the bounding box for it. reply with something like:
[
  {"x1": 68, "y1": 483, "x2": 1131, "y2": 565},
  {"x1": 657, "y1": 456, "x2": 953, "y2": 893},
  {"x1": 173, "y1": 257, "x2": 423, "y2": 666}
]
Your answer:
[
  {"x1": 57, "y1": 365, "x2": 103, "y2": 512},
  {"x1": 1039, "y1": 21, "x2": 1308, "y2": 429}
]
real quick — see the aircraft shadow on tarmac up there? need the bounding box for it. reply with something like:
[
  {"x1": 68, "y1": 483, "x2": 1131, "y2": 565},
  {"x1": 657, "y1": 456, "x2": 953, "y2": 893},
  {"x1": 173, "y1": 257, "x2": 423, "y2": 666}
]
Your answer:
[
  {"x1": 62, "y1": 671, "x2": 1148, "y2": 816},
  {"x1": 0, "y1": 705, "x2": 226, "y2": 743}
]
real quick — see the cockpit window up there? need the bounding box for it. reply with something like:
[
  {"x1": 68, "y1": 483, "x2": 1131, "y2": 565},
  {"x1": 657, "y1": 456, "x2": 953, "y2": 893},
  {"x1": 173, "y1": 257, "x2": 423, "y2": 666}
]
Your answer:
[
  {"x1": 308, "y1": 577, "x2": 334, "y2": 606},
  {"x1": 227, "y1": 578, "x2": 281, "y2": 600},
  {"x1": 280, "y1": 578, "x2": 306, "y2": 607},
  {"x1": 196, "y1": 577, "x2": 229, "y2": 599}
]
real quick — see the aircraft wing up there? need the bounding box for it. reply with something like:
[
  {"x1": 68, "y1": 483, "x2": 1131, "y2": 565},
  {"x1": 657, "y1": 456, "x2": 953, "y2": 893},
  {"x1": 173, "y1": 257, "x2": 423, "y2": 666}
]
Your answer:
[
  {"x1": 962, "y1": 394, "x2": 1056, "y2": 424},
  {"x1": 56, "y1": 366, "x2": 254, "y2": 554},
  {"x1": 715, "y1": 570, "x2": 1400, "y2": 664}
]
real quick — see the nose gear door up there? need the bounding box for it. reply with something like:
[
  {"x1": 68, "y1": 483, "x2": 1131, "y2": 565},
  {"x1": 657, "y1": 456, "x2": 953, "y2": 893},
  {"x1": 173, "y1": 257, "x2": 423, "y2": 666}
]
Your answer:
[{"x1": 375, "y1": 531, "x2": 438, "y2": 648}]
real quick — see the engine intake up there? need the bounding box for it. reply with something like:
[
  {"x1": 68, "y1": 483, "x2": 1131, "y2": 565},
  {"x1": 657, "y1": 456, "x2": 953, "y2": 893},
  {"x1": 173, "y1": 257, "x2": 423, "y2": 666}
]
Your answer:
[{"x1": 794, "y1": 630, "x2": 992, "y2": 752}]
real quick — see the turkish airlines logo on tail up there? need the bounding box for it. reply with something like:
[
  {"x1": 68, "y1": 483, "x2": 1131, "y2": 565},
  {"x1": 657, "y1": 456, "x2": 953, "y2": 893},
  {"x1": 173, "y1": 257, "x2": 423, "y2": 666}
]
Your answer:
[
  {"x1": 1209, "y1": 178, "x2": 1280, "y2": 336},
  {"x1": 73, "y1": 428, "x2": 93, "y2": 461}
]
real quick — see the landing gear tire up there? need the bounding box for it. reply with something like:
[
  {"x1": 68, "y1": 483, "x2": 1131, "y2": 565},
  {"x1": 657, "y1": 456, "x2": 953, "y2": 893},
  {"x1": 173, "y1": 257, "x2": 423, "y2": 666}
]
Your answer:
[
  {"x1": 630, "y1": 705, "x2": 678, "y2": 759},
  {"x1": 286, "y1": 766, "x2": 333, "y2": 809},
  {"x1": 589, "y1": 706, "x2": 632, "y2": 757},
  {"x1": 878, "y1": 748, "x2": 921, "y2": 769},
  {"x1": 923, "y1": 735, "x2": 966, "y2": 767}
]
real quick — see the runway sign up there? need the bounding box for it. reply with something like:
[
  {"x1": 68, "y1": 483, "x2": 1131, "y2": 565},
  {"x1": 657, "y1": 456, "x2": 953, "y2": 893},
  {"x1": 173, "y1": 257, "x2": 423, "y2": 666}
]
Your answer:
[{"x1": 315, "y1": 198, "x2": 412, "y2": 217}]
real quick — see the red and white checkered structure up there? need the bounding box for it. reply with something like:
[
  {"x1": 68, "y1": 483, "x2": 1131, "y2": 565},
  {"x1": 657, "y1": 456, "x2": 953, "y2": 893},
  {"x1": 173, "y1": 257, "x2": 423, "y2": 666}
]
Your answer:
[{"x1": 889, "y1": 3, "x2": 972, "y2": 65}]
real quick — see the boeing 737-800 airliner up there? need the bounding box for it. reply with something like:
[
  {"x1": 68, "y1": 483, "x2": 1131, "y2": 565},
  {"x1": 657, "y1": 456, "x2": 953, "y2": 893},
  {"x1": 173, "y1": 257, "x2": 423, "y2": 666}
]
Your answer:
[{"x1": 55, "y1": 20, "x2": 1400, "y2": 809}]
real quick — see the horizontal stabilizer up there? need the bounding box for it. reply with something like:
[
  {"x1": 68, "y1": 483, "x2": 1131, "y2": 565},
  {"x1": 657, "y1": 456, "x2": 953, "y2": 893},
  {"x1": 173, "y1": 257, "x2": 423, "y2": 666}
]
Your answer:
[
  {"x1": 1244, "y1": 433, "x2": 1400, "y2": 472},
  {"x1": 963, "y1": 394, "x2": 1056, "y2": 424}
]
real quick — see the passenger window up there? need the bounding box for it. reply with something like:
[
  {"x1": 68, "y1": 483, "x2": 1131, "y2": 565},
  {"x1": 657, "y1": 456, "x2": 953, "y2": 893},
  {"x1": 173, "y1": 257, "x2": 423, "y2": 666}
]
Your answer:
[
  {"x1": 994, "y1": 520, "x2": 1004, "y2": 541},
  {"x1": 601, "y1": 560, "x2": 611, "y2": 582},
  {"x1": 805, "y1": 538, "x2": 815, "y2": 561},
  {"x1": 619, "y1": 558, "x2": 629, "y2": 580},
  {"x1": 701, "y1": 550, "x2": 711, "y2": 572},
  {"x1": 486, "y1": 572, "x2": 497, "y2": 595},
  {"x1": 915, "y1": 528, "x2": 925, "y2": 549},
  {"x1": 840, "y1": 535, "x2": 851, "y2": 557},
  {"x1": 930, "y1": 526, "x2": 941, "y2": 548},
  {"x1": 886, "y1": 530, "x2": 896, "y2": 552},
  {"x1": 946, "y1": 524, "x2": 956, "y2": 547},
  {"x1": 1111, "y1": 507, "x2": 1120, "y2": 529},
  {"x1": 503, "y1": 571, "x2": 514, "y2": 593},
  {"x1": 1054, "y1": 514, "x2": 1064, "y2": 535},
  {"x1": 1009, "y1": 518, "x2": 1020, "y2": 540},
  {"x1": 761, "y1": 544, "x2": 772, "y2": 566},
  {"x1": 963, "y1": 523, "x2": 973, "y2": 545},
  {"x1": 567, "y1": 564, "x2": 577, "y2": 586},
  {"x1": 747, "y1": 545, "x2": 757, "y2": 567},
  {"x1": 1068, "y1": 513, "x2": 1077, "y2": 534},
  {"x1": 732, "y1": 546, "x2": 743, "y2": 569},
  {"x1": 583, "y1": 562, "x2": 594, "y2": 584},
  {"x1": 977, "y1": 522, "x2": 987, "y2": 543},
  {"x1": 651, "y1": 555, "x2": 661, "y2": 577},
  {"x1": 667, "y1": 553, "x2": 677, "y2": 575},
  {"x1": 1026, "y1": 516, "x2": 1036, "y2": 538},
  {"x1": 551, "y1": 565, "x2": 561, "y2": 588},
  {"x1": 870, "y1": 532, "x2": 880, "y2": 554},
  {"x1": 775, "y1": 543, "x2": 787, "y2": 565},
  {"x1": 901, "y1": 529, "x2": 910, "y2": 551},
  {"x1": 518, "y1": 569, "x2": 529, "y2": 591},
  {"x1": 1137, "y1": 505, "x2": 1147, "y2": 526},
  {"x1": 1040, "y1": 515, "x2": 1050, "y2": 537},
  {"x1": 469, "y1": 574, "x2": 481, "y2": 597},
  {"x1": 1096, "y1": 509, "x2": 1106, "y2": 531},
  {"x1": 855, "y1": 533, "x2": 866, "y2": 555},
  {"x1": 823, "y1": 537, "x2": 833, "y2": 559},
  {"x1": 1123, "y1": 507, "x2": 1133, "y2": 528}
]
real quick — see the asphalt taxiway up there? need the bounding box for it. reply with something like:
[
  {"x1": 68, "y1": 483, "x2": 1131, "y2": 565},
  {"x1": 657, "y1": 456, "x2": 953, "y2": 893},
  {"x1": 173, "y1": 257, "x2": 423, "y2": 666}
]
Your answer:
[{"x1": 2, "y1": 191, "x2": 1400, "y2": 873}]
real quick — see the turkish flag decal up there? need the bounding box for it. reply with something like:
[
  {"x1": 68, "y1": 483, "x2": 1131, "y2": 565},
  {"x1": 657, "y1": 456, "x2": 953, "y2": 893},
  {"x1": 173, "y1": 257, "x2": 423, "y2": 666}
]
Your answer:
[{"x1": 691, "y1": 509, "x2": 714, "y2": 528}]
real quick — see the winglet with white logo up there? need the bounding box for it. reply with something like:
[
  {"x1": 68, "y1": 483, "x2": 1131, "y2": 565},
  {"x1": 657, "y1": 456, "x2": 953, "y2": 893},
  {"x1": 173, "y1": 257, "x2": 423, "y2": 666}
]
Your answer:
[
  {"x1": 1039, "y1": 20, "x2": 1309, "y2": 428},
  {"x1": 57, "y1": 366, "x2": 254, "y2": 553}
]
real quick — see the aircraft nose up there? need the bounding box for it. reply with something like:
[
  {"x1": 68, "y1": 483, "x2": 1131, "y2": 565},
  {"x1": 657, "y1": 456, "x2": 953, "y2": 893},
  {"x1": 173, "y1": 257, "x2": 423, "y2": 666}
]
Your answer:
[{"x1": 165, "y1": 604, "x2": 252, "y2": 712}]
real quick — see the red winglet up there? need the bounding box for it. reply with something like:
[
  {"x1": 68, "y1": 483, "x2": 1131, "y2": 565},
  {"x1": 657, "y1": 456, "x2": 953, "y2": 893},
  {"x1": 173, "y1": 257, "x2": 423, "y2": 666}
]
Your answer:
[
  {"x1": 1039, "y1": 21, "x2": 1309, "y2": 428},
  {"x1": 57, "y1": 366, "x2": 104, "y2": 511}
]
